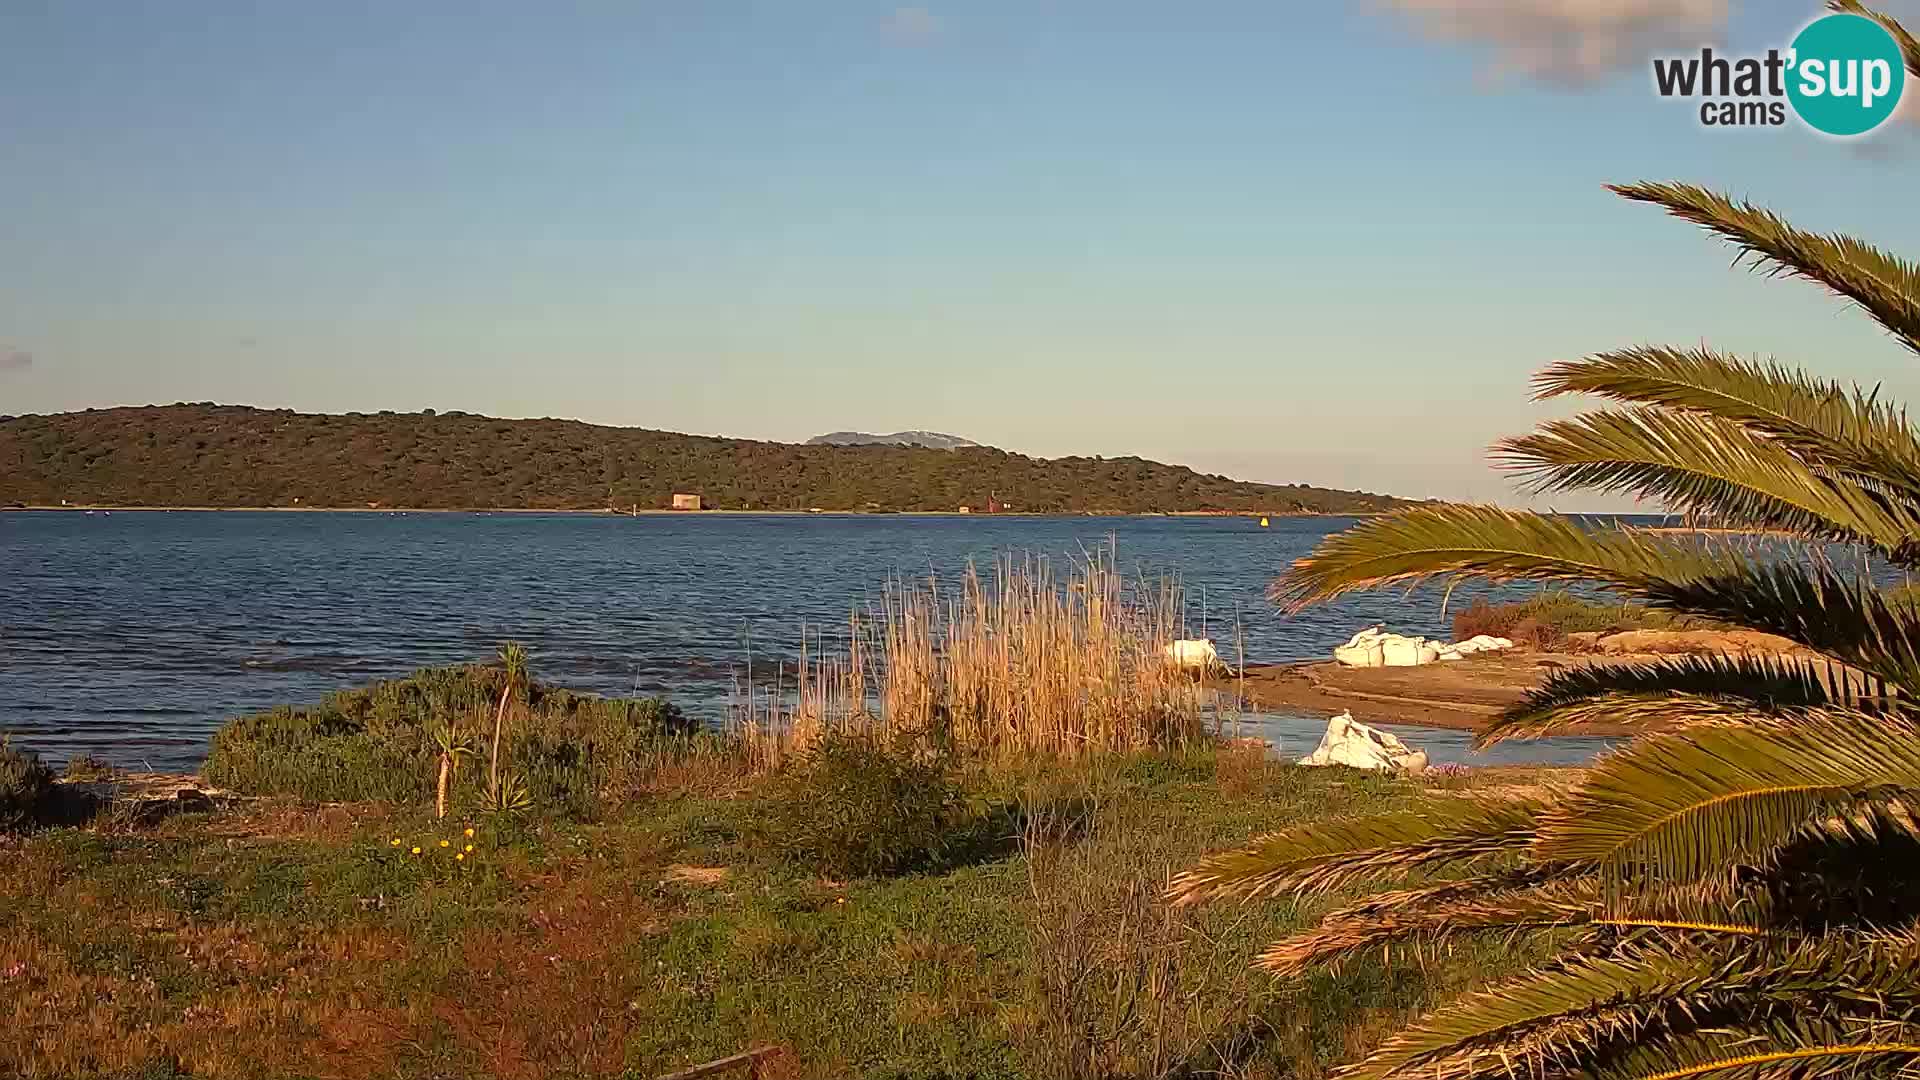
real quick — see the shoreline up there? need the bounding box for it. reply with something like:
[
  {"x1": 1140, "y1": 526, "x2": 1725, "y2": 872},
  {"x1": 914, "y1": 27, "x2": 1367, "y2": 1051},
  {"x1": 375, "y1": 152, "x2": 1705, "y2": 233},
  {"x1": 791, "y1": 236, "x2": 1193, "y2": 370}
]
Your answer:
[
  {"x1": 1, "y1": 504, "x2": 1365, "y2": 518},
  {"x1": 1233, "y1": 655, "x2": 1649, "y2": 739}
]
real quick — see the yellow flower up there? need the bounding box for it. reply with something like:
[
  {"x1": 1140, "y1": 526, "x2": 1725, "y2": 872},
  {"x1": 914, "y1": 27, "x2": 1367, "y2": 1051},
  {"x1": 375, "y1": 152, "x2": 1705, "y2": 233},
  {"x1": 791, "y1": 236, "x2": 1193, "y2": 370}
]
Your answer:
[
  {"x1": 465, "y1": 844, "x2": 474, "y2": 852},
  {"x1": 390, "y1": 838, "x2": 402, "y2": 847},
  {"x1": 411, "y1": 846, "x2": 422, "y2": 855},
  {"x1": 464, "y1": 827, "x2": 475, "y2": 838},
  {"x1": 456, "y1": 853, "x2": 466, "y2": 862},
  {"x1": 439, "y1": 840, "x2": 450, "y2": 848}
]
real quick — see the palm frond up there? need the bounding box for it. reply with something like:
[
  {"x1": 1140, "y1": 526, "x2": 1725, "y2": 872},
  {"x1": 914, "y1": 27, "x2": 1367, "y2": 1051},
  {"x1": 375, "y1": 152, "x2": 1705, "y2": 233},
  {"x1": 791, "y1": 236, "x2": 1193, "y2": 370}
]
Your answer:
[
  {"x1": 1272, "y1": 504, "x2": 1745, "y2": 612},
  {"x1": 1534, "y1": 712, "x2": 1920, "y2": 891},
  {"x1": 1260, "y1": 879, "x2": 1769, "y2": 978},
  {"x1": 1479, "y1": 655, "x2": 1892, "y2": 747},
  {"x1": 1341, "y1": 935, "x2": 1920, "y2": 1080},
  {"x1": 1165, "y1": 799, "x2": 1547, "y2": 907},
  {"x1": 1496, "y1": 406, "x2": 1920, "y2": 556},
  {"x1": 1533, "y1": 348, "x2": 1920, "y2": 501},
  {"x1": 1828, "y1": 2, "x2": 1920, "y2": 82},
  {"x1": 1645, "y1": 564, "x2": 1920, "y2": 692},
  {"x1": 1594, "y1": 1018, "x2": 1920, "y2": 1080},
  {"x1": 1334, "y1": 946, "x2": 1722, "y2": 1080},
  {"x1": 1278, "y1": 506, "x2": 1920, "y2": 689},
  {"x1": 1608, "y1": 182, "x2": 1920, "y2": 359}
]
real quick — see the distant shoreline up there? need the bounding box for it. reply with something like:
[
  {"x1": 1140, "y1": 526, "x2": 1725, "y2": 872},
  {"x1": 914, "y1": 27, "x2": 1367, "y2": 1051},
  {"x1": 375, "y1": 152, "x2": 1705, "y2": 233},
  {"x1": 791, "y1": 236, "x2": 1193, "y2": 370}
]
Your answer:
[{"x1": 1, "y1": 504, "x2": 1360, "y2": 518}]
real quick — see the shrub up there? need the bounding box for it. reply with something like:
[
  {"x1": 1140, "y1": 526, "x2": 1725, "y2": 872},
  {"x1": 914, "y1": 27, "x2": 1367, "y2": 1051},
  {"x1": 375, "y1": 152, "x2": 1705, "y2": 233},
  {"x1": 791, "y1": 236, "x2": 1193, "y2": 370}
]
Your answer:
[
  {"x1": 204, "y1": 664, "x2": 692, "y2": 816},
  {"x1": 757, "y1": 735, "x2": 971, "y2": 878},
  {"x1": 0, "y1": 739, "x2": 55, "y2": 832},
  {"x1": 62, "y1": 753, "x2": 115, "y2": 781}
]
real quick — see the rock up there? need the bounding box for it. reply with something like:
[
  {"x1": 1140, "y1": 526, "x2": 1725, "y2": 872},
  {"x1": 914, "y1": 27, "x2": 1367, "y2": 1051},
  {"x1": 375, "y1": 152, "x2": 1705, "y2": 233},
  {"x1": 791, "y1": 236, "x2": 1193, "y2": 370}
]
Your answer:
[
  {"x1": 1594, "y1": 629, "x2": 1809, "y2": 657},
  {"x1": 1298, "y1": 711, "x2": 1428, "y2": 774},
  {"x1": 174, "y1": 789, "x2": 216, "y2": 813}
]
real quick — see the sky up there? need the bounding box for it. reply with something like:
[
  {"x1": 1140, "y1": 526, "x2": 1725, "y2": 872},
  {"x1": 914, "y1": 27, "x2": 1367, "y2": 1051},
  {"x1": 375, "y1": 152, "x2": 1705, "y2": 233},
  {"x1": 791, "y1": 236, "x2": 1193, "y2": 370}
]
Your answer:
[{"x1": 2, "y1": 1, "x2": 1917, "y2": 510}]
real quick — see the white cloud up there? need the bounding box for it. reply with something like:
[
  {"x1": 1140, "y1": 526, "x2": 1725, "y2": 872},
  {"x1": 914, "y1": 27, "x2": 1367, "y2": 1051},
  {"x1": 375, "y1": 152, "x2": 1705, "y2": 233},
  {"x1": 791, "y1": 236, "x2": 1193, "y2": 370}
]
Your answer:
[
  {"x1": 882, "y1": 6, "x2": 943, "y2": 44},
  {"x1": 0, "y1": 345, "x2": 31, "y2": 372},
  {"x1": 1379, "y1": 0, "x2": 1731, "y2": 84}
]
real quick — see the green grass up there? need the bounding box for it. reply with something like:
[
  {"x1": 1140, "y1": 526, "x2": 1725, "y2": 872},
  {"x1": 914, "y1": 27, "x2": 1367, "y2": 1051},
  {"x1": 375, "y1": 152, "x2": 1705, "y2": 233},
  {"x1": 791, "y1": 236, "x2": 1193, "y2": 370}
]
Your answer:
[{"x1": 0, "y1": 739, "x2": 1558, "y2": 1079}]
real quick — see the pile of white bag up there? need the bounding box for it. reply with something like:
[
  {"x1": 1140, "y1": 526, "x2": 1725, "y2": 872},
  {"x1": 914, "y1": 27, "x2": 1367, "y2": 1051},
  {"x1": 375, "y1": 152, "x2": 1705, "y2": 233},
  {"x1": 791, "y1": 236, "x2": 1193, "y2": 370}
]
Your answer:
[
  {"x1": 1331, "y1": 625, "x2": 1513, "y2": 668},
  {"x1": 1298, "y1": 710, "x2": 1428, "y2": 774}
]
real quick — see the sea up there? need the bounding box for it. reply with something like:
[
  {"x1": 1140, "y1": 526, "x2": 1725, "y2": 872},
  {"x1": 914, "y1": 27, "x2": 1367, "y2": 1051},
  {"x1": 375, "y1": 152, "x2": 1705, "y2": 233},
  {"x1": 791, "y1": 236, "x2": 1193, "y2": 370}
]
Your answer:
[{"x1": 0, "y1": 510, "x2": 1621, "y2": 772}]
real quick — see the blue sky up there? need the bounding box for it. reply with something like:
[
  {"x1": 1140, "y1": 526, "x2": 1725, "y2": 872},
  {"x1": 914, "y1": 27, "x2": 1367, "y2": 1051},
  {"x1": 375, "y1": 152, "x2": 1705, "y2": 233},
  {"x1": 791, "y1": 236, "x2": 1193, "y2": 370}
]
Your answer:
[{"x1": 3, "y1": 1, "x2": 1917, "y2": 508}]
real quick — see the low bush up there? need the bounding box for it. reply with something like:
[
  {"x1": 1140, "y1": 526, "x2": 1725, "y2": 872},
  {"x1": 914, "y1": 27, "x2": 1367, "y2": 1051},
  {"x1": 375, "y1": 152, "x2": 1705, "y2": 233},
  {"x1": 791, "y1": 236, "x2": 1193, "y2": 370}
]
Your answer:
[
  {"x1": 756, "y1": 735, "x2": 975, "y2": 878},
  {"x1": 62, "y1": 752, "x2": 114, "y2": 781},
  {"x1": 203, "y1": 664, "x2": 694, "y2": 817},
  {"x1": 0, "y1": 738, "x2": 55, "y2": 831}
]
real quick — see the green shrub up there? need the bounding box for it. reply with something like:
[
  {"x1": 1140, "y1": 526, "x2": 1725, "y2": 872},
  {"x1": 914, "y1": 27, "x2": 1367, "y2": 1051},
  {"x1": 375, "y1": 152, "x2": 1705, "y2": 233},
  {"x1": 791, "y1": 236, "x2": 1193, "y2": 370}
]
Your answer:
[
  {"x1": 203, "y1": 664, "x2": 692, "y2": 816},
  {"x1": 0, "y1": 738, "x2": 55, "y2": 832},
  {"x1": 758, "y1": 736, "x2": 973, "y2": 878}
]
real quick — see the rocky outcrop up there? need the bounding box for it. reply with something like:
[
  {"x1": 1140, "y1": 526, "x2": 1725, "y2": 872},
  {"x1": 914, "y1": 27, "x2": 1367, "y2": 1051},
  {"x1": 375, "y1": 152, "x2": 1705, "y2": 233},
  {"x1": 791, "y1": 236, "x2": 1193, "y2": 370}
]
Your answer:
[{"x1": 1298, "y1": 711, "x2": 1428, "y2": 774}]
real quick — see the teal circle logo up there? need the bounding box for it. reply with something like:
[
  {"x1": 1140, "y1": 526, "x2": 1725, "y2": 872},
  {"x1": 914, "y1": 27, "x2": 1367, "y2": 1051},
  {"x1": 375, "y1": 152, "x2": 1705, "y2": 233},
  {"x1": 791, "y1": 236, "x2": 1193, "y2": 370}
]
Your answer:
[{"x1": 1786, "y1": 13, "x2": 1906, "y2": 136}]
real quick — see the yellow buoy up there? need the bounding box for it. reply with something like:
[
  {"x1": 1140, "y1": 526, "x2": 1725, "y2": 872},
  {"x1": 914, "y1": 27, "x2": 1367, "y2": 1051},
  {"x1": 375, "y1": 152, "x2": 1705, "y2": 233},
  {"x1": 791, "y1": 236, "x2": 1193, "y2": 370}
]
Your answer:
[{"x1": 1258, "y1": 516, "x2": 1269, "y2": 527}]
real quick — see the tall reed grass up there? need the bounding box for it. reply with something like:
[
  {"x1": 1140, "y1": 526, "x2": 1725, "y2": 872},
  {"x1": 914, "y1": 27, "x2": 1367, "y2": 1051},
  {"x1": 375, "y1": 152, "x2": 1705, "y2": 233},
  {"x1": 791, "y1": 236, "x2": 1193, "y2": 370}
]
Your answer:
[{"x1": 734, "y1": 542, "x2": 1227, "y2": 764}]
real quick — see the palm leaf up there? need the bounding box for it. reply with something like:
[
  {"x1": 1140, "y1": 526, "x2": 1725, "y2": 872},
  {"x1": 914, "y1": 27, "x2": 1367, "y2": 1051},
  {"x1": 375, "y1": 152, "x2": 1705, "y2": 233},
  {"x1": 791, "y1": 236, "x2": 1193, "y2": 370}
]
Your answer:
[
  {"x1": 1280, "y1": 508, "x2": 1920, "y2": 693},
  {"x1": 1334, "y1": 946, "x2": 1724, "y2": 1080},
  {"x1": 1533, "y1": 348, "x2": 1920, "y2": 501},
  {"x1": 1608, "y1": 182, "x2": 1920, "y2": 360},
  {"x1": 1595, "y1": 1019, "x2": 1920, "y2": 1080},
  {"x1": 1165, "y1": 799, "x2": 1547, "y2": 907},
  {"x1": 1260, "y1": 879, "x2": 1769, "y2": 978},
  {"x1": 1828, "y1": 1, "x2": 1920, "y2": 82},
  {"x1": 1272, "y1": 504, "x2": 1745, "y2": 612},
  {"x1": 1534, "y1": 712, "x2": 1920, "y2": 891},
  {"x1": 1496, "y1": 406, "x2": 1920, "y2": 556},
  {"x1": 1480, "y1": 656, "x2": 1891, "y2": 747},
  {"x1": 1645, "y1": 564, "x2": 1920, "y2": 692},
  {"x1": 1340, "y1": 936, "x2": 1920, "y2": 1080}
]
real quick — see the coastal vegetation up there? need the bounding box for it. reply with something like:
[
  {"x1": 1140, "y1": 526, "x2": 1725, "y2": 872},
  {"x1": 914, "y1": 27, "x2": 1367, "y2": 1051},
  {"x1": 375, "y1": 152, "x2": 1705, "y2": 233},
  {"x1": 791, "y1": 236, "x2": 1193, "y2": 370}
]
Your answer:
[
  {"x1": 1176, "y1": 12, "x2": 1920, "y2": 1079},
  {"x1": 1449, "y1": 588, "x2": 1721, "y2": 649},
  {"x1": 0, "y1": 548, "x2": 1550, "y2": 1077},
  {"x1": 0, "y1": 726, "x2": 1560, "y2": 1078},
  {"x1": 737, "y1": 545, "x2": 1222, "y2": 766},
  {"x1": 0, "y1": 404, "x2": 1409, "y2": 514}
]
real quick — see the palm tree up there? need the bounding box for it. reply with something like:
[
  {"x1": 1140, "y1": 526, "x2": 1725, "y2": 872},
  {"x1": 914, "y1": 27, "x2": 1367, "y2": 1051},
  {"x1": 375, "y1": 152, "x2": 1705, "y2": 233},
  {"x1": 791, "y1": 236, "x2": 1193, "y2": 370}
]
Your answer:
[
  {"x1": 488, "y1": 641, "x2": 529, "y2": 796},
  {"x1": 1172, "y1": 6, "x2": 1920, "y2": 1079}
]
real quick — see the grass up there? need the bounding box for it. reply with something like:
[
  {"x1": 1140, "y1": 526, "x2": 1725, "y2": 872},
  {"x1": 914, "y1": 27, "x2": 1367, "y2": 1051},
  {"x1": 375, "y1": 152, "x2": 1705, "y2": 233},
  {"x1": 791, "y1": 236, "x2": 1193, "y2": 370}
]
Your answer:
[
  {"x1": 1450, "y1": 587, "x2": 1723, "y2": 649},
  {"x1": 738, "y1": 543, "x2": 1227, "y2": 766},
  {"x1": 0, "y1": 743, "x2": 1558, "y2": 1079}
]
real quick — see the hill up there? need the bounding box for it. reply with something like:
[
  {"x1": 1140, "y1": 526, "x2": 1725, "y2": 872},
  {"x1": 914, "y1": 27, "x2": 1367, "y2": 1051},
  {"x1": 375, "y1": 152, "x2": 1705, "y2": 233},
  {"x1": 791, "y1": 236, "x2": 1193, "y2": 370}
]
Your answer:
[
  {"x1": 806, "y1": 430, "x2": 982, "y2": 450},
  {"x1": 0, "y1": 404, "x2": 1414, "y2": 514}
]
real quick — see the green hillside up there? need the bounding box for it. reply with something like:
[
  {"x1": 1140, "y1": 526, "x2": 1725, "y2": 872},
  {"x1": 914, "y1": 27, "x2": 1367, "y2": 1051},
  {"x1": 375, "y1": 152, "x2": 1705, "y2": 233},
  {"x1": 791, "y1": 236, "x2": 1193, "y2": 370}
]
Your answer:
[{"x1": 0, "y1": 404, "x2": 1412, "y2": 514}]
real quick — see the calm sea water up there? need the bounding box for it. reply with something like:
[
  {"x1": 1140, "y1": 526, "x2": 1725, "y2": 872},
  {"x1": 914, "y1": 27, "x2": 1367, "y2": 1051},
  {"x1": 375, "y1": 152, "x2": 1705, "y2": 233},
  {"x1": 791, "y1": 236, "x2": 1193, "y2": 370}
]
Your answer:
[{"x1": 1, "y1": 511, "x2": 1612, "y2": 771}]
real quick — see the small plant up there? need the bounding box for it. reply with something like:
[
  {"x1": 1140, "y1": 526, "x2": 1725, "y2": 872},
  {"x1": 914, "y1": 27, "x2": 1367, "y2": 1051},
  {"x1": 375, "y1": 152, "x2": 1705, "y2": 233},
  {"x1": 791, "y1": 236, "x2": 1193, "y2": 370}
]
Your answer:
[
  {"x1": 0, "y1": 737, "x2": 55, "y2": 832},
  {"x1": 479, "y1": 772, "x2": 533, "y2": 815},
  {"x1": 61, "y1": 753, "x2": 115, "y2": 782},
  {"x1": 430, "y1": 717, "x2": 476, "y2": 819},
  {"x1": 758, "y1": 735, "x2": 970, "y2": 878}
]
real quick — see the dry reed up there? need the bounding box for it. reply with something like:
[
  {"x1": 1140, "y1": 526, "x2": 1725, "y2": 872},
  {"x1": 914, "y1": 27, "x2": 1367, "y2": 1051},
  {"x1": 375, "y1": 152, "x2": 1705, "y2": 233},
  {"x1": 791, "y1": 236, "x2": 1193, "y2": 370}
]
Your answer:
[{"x1": 733, "y1": 542, "x2": 1222, "y2": 765}]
